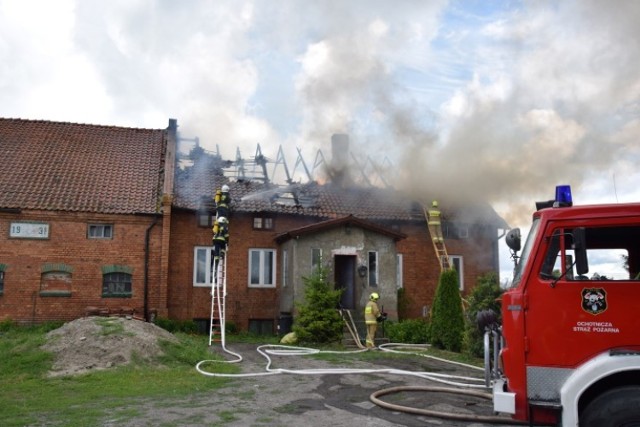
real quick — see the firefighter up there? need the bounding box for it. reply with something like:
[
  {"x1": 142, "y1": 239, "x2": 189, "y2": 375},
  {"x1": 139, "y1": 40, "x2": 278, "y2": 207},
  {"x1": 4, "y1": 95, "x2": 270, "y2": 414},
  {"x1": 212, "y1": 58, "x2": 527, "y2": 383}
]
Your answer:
[
  {"x1": 215, "y1": 184, "x2": 231, "y2": 220},
  {"x1": 212, "y1": 216, "x2": 230, "y2": 273},
  {"x1": 364, "y1": 292, "x2": 381, "y2": 348},
  {"x1": 428, "y1": 200, "x2": 443, "y2": 243}
]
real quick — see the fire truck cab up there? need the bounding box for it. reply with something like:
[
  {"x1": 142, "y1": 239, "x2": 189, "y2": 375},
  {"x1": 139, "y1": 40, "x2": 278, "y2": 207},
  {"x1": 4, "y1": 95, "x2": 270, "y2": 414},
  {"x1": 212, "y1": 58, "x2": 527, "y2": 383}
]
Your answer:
[{"x1": 486, "y1": 186, "x2": 640, "y2": 427}]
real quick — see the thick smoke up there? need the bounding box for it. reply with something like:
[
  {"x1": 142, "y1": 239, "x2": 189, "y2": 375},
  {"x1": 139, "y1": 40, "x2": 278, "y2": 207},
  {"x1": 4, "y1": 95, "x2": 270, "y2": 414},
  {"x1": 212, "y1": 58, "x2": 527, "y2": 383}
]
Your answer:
[{"x1": 2, "y1": 1, "x2": 639, "y2": 228}]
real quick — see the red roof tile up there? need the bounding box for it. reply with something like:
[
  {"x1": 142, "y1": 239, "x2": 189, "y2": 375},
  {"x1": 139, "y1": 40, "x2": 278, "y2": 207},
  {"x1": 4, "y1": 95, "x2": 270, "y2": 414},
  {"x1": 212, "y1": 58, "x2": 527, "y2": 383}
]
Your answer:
[{"x1": 0, "y1": 118, "x2": 166, "y2": 214}]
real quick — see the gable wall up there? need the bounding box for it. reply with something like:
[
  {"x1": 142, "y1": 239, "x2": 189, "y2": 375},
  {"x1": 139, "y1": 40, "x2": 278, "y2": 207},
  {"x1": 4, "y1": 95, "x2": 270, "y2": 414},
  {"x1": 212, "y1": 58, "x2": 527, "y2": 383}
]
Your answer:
[{"x1": 0, "y1": 210, "x2": 164, "y2": 324}]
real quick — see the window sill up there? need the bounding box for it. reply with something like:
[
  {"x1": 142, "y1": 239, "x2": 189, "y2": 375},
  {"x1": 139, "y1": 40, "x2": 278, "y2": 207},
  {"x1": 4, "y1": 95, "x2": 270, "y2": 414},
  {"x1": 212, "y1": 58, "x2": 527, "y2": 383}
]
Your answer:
[{"x1": 101, "y1": 294, "x2": 132, "y2": 298}]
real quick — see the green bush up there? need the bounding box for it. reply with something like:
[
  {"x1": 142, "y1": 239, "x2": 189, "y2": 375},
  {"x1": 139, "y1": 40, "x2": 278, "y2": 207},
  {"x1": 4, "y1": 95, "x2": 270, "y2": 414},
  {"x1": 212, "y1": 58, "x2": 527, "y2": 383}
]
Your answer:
[
  {"x1": 428, "y1": 269, "x2": 464, "y2": 352},
  {"x1": 386, "y1": 319, "x2": 430, "y2": 343},
  {"x1": 154, "y1": 318, "x2": 199, "y2": 334},
  {"x1": 292, "y1": 266, "x2": 344, "y2": 344},
  {"x1": 463, "y1": 272, "x2": 503, "y2": 357}
]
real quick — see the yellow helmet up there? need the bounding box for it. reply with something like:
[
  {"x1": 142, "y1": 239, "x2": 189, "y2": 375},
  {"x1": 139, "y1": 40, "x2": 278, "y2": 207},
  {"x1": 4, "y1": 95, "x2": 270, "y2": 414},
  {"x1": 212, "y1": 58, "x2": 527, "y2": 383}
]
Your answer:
[
  {"x1": 432, "y1": 200, "x2": 438, "y2": 208},
  {"x1": 370, "y1": 292, "x2": 379, "y2": 301}
]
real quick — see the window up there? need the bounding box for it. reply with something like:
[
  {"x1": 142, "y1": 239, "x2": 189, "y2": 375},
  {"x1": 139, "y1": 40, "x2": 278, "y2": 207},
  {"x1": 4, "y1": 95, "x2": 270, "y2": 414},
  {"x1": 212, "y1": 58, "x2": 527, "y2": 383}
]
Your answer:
[
  {"x1": 253, "y1": 216, "x2": 274, "y2": 230},
  {"x1": 194, "y1": 246, "x2": 215, "y2": 287},
  {"x1": 102, "y1": 272, "x2": 132, "y2": 297},
  {"x1": 311, "y1": 248, "x2": 322, "y2": 272},
  {"x1": 197, "y1": 211, "x2": 214, "y2": 227},
  {"x1": 282, "y1": 249, "x2": 288, "y2": 287},
  {"x1": 539, "y1": 225, "x2": 640, "y2": 281},
  {"x1": 248, "y1": 319, "x2": 274, "y2": 335},
  {"x1": 449, "y1": 255, "x2": 464, "y2": 291},
  {"x1": 88, "y1": 224, "x2": 113, "y2": 239},
  {"x1": 0, "y1": 270, "x2": 4, "y2": 294},
  {"x1": 396, "y1": 254, "x2": 403, "y2": 289},
  {"x1": 368, "y1": 251, "x2": 378, "y2": 287},
  {"x1": 249, "y1": 249, "x2": 276, "y2": 287}
]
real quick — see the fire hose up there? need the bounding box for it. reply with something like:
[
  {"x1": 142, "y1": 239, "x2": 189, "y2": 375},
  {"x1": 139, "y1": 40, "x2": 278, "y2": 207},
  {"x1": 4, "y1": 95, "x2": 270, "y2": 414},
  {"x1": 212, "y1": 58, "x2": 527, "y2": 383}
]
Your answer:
[{"x1": 195, "y1": 342, "x2": 528, "y2": 424}]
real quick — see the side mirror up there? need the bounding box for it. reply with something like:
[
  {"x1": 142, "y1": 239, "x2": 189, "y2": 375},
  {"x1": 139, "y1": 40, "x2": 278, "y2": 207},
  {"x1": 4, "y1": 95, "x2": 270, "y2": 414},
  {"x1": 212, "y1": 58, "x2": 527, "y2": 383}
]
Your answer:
[
  {"x1": 506, "y1": 228, "x2": 521, "y2": 252},
  {"x1": 573, "y1": 227, "x2": 589, "y2": 275}
]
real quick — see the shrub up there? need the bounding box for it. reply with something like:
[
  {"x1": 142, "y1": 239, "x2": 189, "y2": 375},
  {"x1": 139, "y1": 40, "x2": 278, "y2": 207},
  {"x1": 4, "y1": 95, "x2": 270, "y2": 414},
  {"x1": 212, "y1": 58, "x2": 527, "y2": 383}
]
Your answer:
[
  {"x1": 386, "y1": 319, "x2": 430, "y2": 343},
  {"x1": 463, "y1": 272, "x2": 503, "y2": 357},
  {"x1": 292, "y1": 266, "x2": 344, "y2": 344},
  {"x1": 428, "y1": 269, "x2": 464, "y2": 352},
  {"x1": 154, "y1": 318, "x2": 199, "y2": 334}
]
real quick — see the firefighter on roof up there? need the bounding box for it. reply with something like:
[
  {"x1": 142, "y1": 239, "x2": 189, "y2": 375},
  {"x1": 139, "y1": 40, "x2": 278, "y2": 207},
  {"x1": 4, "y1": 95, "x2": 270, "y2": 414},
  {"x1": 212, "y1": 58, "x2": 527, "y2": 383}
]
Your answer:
[
  {"x1": 428, "y1": 200, "x2": 444, "y2": 243},
  {"x1": 364, "y1": 292, "x2": 382, "y2": 348},
  {"x1": 215, "y1": 184, "x2": 231, "y2": 220}
]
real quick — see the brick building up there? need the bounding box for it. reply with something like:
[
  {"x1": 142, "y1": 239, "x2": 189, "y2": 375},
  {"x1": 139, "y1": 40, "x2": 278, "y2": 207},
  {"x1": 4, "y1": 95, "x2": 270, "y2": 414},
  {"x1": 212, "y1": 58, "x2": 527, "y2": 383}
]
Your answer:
[{"x1": 0, "y1": 117, "x2": 507, "y2": 333}]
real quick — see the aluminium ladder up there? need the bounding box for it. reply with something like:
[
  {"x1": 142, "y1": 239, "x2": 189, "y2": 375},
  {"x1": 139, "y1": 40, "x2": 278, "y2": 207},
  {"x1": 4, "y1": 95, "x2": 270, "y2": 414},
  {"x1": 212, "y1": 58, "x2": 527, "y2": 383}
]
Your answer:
[
  {"x1": 424, "y1": 204, "x2": 451, "y2": 271},
  {"x1": 209, "y1": 254, "x2": 228, "y2": 346}
]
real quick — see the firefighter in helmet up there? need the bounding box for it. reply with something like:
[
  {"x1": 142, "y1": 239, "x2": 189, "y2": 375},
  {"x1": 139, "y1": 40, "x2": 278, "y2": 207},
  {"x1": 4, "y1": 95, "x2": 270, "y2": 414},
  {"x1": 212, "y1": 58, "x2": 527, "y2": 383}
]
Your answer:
[
  {"x1": 212, "y1": 216, "x2": 230, "y2": 273},
  {"x1": 364, "y1": 292, "x2": 381, "y2": 348},
  {"x1": 428, "y1": 200, "x2": 443, "y2": 243},
  {"x1": 215, "y1": 184, "x2": 231, "y2": 220}
]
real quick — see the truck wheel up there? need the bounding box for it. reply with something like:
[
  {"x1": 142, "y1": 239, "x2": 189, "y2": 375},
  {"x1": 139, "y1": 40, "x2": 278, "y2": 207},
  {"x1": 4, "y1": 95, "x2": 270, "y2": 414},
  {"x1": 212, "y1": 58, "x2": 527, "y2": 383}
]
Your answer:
[{"x1": 580, "y1": 385, "x2": 640, "y2": 427}]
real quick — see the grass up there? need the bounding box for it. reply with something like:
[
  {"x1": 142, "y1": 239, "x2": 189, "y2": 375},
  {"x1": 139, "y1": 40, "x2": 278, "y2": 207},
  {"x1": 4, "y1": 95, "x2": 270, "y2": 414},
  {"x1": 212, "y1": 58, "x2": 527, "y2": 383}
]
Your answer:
[
  {"x1": 0, "y1": 322, "x2": 238, "y2": 427},
  {"x1": 0, "y1": 322, "x2": 483, "y2": 426}
]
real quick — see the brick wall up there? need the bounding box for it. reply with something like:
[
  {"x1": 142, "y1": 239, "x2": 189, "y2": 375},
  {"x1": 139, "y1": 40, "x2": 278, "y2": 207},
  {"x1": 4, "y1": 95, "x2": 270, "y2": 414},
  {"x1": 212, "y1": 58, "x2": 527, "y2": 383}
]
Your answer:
[{"x1": 0, "y1": 210, "x2": 164, "y2": 324}]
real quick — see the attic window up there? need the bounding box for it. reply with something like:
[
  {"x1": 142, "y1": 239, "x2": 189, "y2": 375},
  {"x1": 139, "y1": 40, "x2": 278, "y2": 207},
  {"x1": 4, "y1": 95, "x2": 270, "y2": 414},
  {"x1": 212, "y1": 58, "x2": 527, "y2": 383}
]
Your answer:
[{"x1": 253, "y1": 216, "x2": 274, "y2": 230}]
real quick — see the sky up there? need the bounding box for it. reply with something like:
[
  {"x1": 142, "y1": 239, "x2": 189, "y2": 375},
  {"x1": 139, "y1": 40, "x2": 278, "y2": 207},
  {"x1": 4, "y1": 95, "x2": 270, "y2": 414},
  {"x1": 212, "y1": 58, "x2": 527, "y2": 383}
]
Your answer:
[{"x1": 1, "y1": 0, "x2": 639, "y2": 282}]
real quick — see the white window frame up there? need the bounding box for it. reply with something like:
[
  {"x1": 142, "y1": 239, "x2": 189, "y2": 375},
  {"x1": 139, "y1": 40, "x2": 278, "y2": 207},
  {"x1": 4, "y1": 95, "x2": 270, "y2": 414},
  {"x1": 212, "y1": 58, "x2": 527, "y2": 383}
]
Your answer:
[
  {"x1": 193, "y1": 246, "x2": 214, "y2": 287},
  {"x1": 282, "y1": 249, "x2": 288, "y2": 288},
  {"x1": 396, "y1": 254, "x2": 403, "y2": 289},
  {"x1": 311, "y1": 248, "x2": 323, "y2": 272},
  {"x1": 249, "y1": 248, "x2": 276, "y2": 288},
  {"x1": 449, "y1": 255, "x2": 464, "y2": 291},
  {"x1": 88, "y1": 224, "x2": 113, "y2": 239}
]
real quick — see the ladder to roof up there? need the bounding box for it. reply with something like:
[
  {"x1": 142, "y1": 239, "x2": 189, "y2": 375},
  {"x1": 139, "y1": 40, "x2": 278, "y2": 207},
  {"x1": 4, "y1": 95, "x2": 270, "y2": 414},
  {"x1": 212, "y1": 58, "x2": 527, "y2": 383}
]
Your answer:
[
  {"x1": 424, "y1": 204, "x2": 451, "y2": 272},
  {"x1": 209, "y1": 254, "x2": 228, "y2": 346}
]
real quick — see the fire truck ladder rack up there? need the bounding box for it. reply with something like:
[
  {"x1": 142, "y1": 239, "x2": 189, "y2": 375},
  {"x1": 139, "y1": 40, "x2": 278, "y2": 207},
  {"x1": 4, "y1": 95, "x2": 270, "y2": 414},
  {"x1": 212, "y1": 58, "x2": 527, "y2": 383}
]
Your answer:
[
  {"x1": 424, "y1": 205, "x2": 451, "y2": 271},
  {"x1": 209, "y1": 254, "x2": 228, "y2": 346}
]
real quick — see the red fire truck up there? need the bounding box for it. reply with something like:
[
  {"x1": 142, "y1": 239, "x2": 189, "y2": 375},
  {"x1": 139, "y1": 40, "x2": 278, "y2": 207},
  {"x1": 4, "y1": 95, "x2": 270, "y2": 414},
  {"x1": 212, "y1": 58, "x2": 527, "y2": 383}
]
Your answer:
[{"x1": 485, "y1": 185, "x2": 640, "y2": 427}]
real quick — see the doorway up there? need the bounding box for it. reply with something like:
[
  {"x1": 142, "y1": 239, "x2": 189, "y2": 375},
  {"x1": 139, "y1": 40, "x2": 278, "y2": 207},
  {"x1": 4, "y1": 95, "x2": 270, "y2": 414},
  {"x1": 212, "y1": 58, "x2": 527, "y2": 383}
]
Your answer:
[{"x1": 334, "y1": 255, "x2": 356, "y2": 309}]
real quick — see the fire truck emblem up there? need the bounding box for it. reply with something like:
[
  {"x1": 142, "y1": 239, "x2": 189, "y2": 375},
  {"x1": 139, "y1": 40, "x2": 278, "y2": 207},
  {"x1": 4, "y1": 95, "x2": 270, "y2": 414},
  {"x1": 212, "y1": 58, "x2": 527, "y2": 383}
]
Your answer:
[{"x1": 582, "y1": 288, "x2": 607, "y2": 315}]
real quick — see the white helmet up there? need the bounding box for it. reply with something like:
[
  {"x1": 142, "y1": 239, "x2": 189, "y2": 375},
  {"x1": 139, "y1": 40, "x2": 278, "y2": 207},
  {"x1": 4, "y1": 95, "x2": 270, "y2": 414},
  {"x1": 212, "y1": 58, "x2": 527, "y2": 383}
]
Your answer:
[
  {"x1": 221, "y1": 184, "x2": 230, "y2": 192},
  {"x1": 217, "y1": 216, "x2": 228, "y2": 224}
]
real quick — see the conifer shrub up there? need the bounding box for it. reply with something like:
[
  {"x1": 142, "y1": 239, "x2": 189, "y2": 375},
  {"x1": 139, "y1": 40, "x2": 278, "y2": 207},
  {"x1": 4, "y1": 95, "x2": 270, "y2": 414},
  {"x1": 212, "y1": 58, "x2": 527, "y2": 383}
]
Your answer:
[
  {"x1": 428, "y1": 269, "x2": 464, "y2": 352},
  {"x1": 463, "y1": 272, "x2": 503, "y2": 357},
  {"x1": 292, "y1": 266, "x2": 344, "y2": 344}
]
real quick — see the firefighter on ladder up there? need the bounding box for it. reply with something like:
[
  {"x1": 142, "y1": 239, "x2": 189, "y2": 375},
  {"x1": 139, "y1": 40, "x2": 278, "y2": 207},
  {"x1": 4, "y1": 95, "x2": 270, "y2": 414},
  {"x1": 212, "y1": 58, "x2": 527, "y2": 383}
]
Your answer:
[
  {"x1": 212, "y1": 216, "x2": 229, "y2": 278},
  {"x1": 215, "y1": 184, "x2": 231, "y2": 220},
  {"x1": 428, "y1": 200, "x2": 444, "y2": 243}
]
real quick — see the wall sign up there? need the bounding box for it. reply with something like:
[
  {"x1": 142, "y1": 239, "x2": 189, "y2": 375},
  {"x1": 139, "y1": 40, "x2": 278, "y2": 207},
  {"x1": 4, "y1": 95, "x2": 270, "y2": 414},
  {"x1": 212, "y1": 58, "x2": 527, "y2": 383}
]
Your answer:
[{"x1": 10, "y1": 222, "x2": 50, "y2": 239}]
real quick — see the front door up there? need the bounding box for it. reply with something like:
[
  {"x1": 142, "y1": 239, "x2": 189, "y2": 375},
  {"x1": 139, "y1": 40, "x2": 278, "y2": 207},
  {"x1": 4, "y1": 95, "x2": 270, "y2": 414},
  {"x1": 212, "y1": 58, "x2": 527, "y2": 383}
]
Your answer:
[{"x1": 334, "y1": 255, "x2": 356, "y2": 309}]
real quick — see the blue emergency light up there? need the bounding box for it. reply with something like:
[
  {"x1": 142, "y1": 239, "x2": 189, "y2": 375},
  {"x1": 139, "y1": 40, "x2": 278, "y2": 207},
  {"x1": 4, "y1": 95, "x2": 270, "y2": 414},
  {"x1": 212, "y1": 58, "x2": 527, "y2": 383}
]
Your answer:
[
  {"x1": 555, "y1": 185, "x2": 573, "y2": 206},
  {"x1": 536, "y1": 185, "x2": 573, "y2": 210}
]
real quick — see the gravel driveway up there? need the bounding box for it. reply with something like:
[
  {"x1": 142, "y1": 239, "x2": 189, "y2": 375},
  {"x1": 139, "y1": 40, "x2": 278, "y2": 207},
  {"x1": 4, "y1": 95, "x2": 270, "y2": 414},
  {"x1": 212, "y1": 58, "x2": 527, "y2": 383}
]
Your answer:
[{"x1": 112, "y1": 343, "x2": 525, "y2": 427}]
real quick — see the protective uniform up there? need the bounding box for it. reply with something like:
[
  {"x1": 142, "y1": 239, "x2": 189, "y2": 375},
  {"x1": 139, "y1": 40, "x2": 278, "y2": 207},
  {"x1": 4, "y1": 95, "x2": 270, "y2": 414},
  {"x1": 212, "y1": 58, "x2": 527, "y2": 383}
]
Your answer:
[
  {"x1": 427, "y1": 200, "x2": 443, "y2": 243},
  {"x1": 212, "y1": 217, "x2": 230, "y2": 273},
  {"x1": 364, "y1": 293, "x2": 381, "y2": 348},
  {"x1": 216, "y1": 185, "x2": 231, "y2": 220}
]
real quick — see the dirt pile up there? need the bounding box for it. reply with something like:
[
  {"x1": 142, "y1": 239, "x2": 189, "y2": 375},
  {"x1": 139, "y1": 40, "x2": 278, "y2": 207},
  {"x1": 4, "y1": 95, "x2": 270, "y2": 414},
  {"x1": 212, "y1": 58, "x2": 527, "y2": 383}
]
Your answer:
[{"x1": 42, "y1": 316, "x2": 178, "y2": 377}]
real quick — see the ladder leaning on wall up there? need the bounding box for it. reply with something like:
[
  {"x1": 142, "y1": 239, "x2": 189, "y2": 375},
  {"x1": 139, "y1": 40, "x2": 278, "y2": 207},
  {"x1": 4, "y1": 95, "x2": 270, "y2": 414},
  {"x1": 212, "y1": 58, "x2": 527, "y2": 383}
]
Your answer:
[
  {"x1": 424, "y1": 202, "x2": 451, "y2": 272},
  {"x1": 209, "y1": 254, "x2": 228, "y2": 346}
]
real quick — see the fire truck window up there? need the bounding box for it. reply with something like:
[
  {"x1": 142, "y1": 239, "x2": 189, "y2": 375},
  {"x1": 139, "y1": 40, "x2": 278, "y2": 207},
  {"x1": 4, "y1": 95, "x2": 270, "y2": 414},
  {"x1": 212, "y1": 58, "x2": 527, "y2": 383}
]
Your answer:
[
  {"x1": 567, "y1": 225, "x2": 639, "y2": 281},
  {"x1": 539, "y1": 230, "x2": 561, "y2": 280}
]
